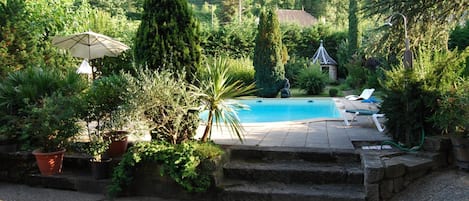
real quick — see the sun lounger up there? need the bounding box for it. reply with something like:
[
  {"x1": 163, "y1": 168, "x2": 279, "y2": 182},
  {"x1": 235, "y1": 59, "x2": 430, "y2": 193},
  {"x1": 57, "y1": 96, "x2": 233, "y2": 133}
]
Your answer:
[
  {"x1": 343, "y1": 109, "x2": 385, "y2": 132},
  {"x1": 345, "y1": 88, "x2": 375, "y2": 101}
]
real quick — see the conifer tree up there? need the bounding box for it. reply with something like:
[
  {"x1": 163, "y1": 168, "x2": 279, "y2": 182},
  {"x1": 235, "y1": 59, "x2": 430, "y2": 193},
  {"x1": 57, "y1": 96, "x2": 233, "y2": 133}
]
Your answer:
[
  {"x1": 253, "y1": 8, "x2": 285, "y2": 98},
  {"x1": 134, "y1": 0, "x2": 201, "y2": 83},
  {"x1": 348, "y1": 0, "x2": 359, "y2": 57}
]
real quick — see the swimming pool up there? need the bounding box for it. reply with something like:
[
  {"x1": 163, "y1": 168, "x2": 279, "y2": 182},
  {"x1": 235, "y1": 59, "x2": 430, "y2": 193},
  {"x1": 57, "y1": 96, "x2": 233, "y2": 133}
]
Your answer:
[{"x1": 200, "y1": 98, "x2": 341, "y2": 123}]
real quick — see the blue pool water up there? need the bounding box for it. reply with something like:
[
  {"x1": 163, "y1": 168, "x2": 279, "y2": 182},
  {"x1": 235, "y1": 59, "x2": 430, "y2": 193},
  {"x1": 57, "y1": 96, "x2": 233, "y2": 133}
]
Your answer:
[{"x1": 200, "y1": 98, "x2": 341, "y2": 123}]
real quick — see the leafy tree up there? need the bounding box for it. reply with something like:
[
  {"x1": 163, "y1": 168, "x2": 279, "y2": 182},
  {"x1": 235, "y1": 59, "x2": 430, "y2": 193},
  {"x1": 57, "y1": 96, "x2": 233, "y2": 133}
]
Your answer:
[
  {"x1": 0, "y1": 0, "x2": 116, "y2": 76},
  {"x1": 86, "y1": 0, "x2": 144, "y2": 20},
  {"x1": 253, "y1": 8, "x2": 286, "y2": 97},
  {"x1": 220, "y1": 0, "x2": 238, "y2": 23},
  {"x1": 363, "y1": 0, "x2": 468, "y2": 61},
  {"x1": 134, "y1": 0, "x2": 202, "y2": 83}
]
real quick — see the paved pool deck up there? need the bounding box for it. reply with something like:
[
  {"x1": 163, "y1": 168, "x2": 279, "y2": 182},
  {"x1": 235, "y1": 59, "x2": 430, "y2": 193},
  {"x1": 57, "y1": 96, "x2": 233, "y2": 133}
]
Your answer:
[{"x1": 195, "y1": 98, "x2": 391, "y2": 150}]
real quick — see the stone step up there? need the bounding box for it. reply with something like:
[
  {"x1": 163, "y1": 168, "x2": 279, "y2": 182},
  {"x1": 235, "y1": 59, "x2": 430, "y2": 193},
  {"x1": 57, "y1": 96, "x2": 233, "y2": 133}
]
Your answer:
[
  {"x1": 225, "y1": 145, "x2": 360, "y2": 164},
  {"x1": 219, "y1": 181, "x2": 366, "y2": 201},
  {"x1": 224, "y1": 160, "x2": 363, "y2": 185},
  {"x1": 27, "y1": 169, "x2": 111, "y2": 194}
]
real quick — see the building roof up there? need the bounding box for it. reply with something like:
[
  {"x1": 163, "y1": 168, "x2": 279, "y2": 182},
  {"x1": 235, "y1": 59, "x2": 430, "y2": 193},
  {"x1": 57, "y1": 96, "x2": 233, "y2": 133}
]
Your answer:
[
  {"x1": 312, "y1": 40, "x2": 337, "y2": 65},
  {"x1": 277, "y1": 9, "x2": 317, "y2": 27}
]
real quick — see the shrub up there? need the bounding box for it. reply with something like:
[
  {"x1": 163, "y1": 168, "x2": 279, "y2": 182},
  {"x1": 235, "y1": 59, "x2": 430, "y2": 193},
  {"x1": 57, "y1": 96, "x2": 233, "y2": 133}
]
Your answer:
[
  {"x1": 81, "y1": 73, "x2": 132, "y2": 135},
  {"x1": 284, "y1": 56, "x2": 311, "y2": 87},
  {"x1": 0, "y1": 68, "x2": 87, "y2": 151},
  {"x1": 381, "y1": 48, "x2": 469, "y2": 146},
  {"x1": 430, "y1": 79, "x2": 469, "y2": 135},
  {"x1": 125, "y1": 69, "x2": 200, "y2": 144},
  {"x1": 380, "y1": 69, "x2": 435, "y2": 146},
  {"x1": 329, "y1": 88, "x2": 339, "y2": 97},
  {"x1": 25, "y1": 93, "x2": 82, "y2": 152},
  {"x1": 343, "y1": 54, "x2": 367, "y2": 89},
  {"x1": 297, "y1": 65, "x2": 328, "y2": 95},
  {"x1": 225, "y1": 56, "x2": 255, "y2": 87}
]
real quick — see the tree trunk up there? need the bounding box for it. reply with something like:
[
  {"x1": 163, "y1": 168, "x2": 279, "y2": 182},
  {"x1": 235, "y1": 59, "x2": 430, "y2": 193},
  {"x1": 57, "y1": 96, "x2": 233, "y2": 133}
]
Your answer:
[{"x1": 202, "y1": 111, "x2": 214, "y2": 142}]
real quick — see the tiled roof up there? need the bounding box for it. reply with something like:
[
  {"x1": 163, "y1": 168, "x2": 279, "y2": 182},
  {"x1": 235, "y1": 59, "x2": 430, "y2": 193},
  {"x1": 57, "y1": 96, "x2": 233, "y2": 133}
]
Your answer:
[{"x1": 277, "y1": 9, "x2": 318, "y2": 27}]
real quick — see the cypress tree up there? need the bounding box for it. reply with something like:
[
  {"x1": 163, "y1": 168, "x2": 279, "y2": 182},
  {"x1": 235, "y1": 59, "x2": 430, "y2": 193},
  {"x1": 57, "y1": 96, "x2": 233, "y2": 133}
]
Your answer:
[
  {"x1": 253, "y1": 8, "x2": 285, "y2": 98},
  {"x1": 347, "y1": 0, "x2": 359, "y2": 57},
  {"x1": 134, "y1": 0, "x2": 201, "y2": 83}
]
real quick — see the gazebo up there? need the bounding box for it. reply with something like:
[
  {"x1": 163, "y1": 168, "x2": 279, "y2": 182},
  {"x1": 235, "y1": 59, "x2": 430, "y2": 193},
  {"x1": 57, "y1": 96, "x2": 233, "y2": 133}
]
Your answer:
[{"x1": 312, "y1": 40, "x2": 338, "y2": 81}]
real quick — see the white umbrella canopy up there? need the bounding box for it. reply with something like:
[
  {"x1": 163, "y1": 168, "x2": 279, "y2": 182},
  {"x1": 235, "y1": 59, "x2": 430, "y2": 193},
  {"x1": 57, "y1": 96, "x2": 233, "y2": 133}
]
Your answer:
[{"x1": 52, "y1": 31, "x2": 130, "y2": 60}]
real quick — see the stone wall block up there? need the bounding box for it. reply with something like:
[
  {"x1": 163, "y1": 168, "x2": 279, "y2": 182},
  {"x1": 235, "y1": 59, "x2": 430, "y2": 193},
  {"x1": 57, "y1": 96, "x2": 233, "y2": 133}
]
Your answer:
[
  {"x1": 383, "y1": 159, "x2": 406, "y2": 179},
  {"x1": 365, "y1": 183, "x2": 380, "y2": 201},
  {"x1": 393, "y1": 177, "x2": 404, "y2": 193},
  {"x1": 379, "y1": 179, "x2": 394, "y2": 200},
  {"x1": 362, "y1": 154, "x2": 384, "y2": 183}
]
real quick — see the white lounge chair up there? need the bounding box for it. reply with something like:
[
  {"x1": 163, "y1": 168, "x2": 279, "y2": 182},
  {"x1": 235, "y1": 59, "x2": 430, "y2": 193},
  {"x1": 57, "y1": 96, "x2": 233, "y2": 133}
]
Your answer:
[
  {"x1": 345, "y1": 88, "x2": 375, "y2": 101},
  {"x1": 342, "y1": 109, "x2": 385, "y2": 132}
]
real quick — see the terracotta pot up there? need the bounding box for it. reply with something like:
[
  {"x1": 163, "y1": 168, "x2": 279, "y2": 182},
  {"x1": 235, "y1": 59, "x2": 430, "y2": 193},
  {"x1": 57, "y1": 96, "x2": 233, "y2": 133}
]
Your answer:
[
  {"x1": 106, "y1": 131, "x2": 129, "y2": 158},
  {"x1": 450, "y1": 136, "x2": 469, "y2": 170},
  {"x1": 32, "y1": 149, "x2": 66, "y2": 176},
  {"x1": 91, "y1": 158, "x2": 112, "y2": 180}
]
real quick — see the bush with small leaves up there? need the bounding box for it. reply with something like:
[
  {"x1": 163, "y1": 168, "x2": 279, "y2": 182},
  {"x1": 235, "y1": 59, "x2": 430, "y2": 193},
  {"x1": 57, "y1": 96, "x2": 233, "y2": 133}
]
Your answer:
[{"x1": 297, "y1": 65, "x2": 328, "y2": 95}]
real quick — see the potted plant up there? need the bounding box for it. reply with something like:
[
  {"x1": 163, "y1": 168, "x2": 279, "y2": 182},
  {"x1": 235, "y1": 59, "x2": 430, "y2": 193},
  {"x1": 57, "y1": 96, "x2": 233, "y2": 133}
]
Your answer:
[
  {"x1": 82, "y1": 74, "x2": 134, "y2": 158},
  {"x1": 28, "y1": 94, "x2": 82, "y2": 175},
  {"x1": 85, "y1": 135, "x2": 112, "y2": 179},
  {"x1": 0, "y1": 68, "x2": 87, "y2": 175},
  {"x1": 431, "y1": 81, "x2": 469, "y2": 170}
]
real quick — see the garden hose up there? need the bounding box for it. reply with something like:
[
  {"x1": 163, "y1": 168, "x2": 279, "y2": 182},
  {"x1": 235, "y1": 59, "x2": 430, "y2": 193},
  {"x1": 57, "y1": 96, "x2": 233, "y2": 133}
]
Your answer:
[{"x1": 381, "y1": 129, "x2": 425, "y2": 152}]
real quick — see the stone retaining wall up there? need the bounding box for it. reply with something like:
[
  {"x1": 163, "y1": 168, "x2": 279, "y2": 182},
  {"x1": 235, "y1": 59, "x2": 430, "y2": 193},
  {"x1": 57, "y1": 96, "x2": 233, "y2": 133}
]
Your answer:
[{"x1": 362, "y1": 137, "x2": 451, "y2": 201}]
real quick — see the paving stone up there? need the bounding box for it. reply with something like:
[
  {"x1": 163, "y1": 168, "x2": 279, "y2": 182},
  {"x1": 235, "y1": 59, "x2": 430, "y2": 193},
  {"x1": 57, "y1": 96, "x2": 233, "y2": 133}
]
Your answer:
[{"x1": 397, "y1": 155, "x2": 434, "y2": 173}]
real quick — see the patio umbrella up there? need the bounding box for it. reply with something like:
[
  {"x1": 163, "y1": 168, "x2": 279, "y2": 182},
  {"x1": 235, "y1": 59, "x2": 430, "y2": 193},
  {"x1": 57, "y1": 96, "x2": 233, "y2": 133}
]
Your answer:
[
  {"x1": 52, "y1": 31, "x2": 130, "y2": 78},
  {"x1": 52, "y1": 31, "x2": 130, "y2": 60}
]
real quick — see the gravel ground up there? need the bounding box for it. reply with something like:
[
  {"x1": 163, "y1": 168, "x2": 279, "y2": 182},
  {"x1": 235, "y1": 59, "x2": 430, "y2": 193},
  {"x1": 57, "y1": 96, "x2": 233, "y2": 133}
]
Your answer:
[
  {"x1": 390, "y1": 168, "x2": 469, "y2": 201},
  {"x1": 0, "y1": 183, "x2": 178, "y2": 201}
]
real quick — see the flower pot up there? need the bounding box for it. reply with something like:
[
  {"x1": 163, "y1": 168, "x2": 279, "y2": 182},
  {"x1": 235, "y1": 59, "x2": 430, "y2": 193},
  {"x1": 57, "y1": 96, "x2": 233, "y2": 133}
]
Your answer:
[
  {"x1": 450, "y1": 136, "x2": 469, "y2": 170},
  {"x1": 32, "y1": 149, "x2": 66, "y2": 176},
  {"x1": 91, "y1": 158, "x2": 112, "y2": 180},
  {"x1": 106, "y1": 131, "x2": 129, "y2": 158}
]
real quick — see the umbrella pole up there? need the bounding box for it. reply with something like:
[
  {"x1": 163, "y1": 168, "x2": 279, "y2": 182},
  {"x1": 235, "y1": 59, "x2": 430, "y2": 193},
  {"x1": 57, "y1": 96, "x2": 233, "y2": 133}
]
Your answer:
[{"x1": 89, "y1": 59, "x2": 95, "y2": 80}]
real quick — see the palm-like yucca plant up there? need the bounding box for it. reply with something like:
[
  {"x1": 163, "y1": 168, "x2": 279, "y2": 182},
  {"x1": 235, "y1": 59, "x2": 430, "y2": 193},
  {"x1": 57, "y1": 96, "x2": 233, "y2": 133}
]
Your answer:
[{"x1": 198, "y1": 57, "x2": 256, "y2": 143}]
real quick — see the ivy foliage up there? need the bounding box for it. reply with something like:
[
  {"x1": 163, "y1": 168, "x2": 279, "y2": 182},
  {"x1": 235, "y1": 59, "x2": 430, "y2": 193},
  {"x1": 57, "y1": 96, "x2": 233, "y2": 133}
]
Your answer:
[{"x1": 108, "y1": 141, "x2": 223, "y2": 197}]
